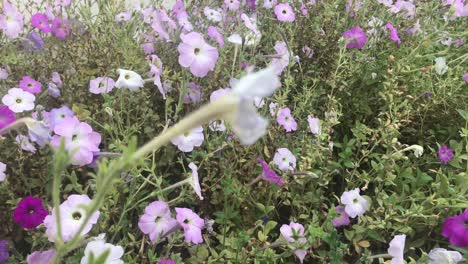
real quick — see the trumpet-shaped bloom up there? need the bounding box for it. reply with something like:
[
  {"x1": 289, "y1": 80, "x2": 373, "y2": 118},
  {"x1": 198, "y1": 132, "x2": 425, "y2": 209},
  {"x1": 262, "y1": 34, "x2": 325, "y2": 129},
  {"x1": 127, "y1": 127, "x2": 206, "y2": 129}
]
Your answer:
[
  {"x1": 115, "y1": 69, "x2": 144, "y2": 91},
  {"x1": 19, "y1": 76, "x2": 42, "y2": 94},
  {"x1": 280, "y1": 222, "x2": 308, "y2": 263},
  {"x1": 31, "y1": 13, "x2": 51, "y2": 33},
  {"x1": 13, "y1": 196, "x2": 48, "y2": 229},
  {"x1": 224, "y1": 0, "x2": 240, "y2": 10},
  {"x1": 0, "y1": 105, "x2": 16, "y2": 130},
  {"x1": 48, "y1": 106, "x2": 74, "y2": 131},
  {"x1": 277, "y1": 107, "x2": 297, "y2": 132},
  {"x1": 147, "y1": 55, "x2": 165, "y2": 98},
  {"x1": 2, "y1": 88, "x2": 35, "y2": 113},
  {"x1": 273, "y1": 148, "x2": 296, "y2": 171},
  {"x1": 170, "y1": 126, "x2": 204, "y2": 152},
  {"x1": 81, "y1": 239, "x2": 124, "y2": 264},
  {"x1": 307, "y1": 116, "x2": 321, "y2": 135},
  {"x1": 178, "y1": 32, "x2": 219, "y2": 77},
  {"x1": 175, "y1": 207, "x2": 204, "y2": 244},
  {"x1": 271, "y1": 41, "x2": 291, "y2": 74},
  {"x1": 264, "y1": 0, "x2": 277, "y2": 9},
  {"x1": 438, "y1": 145, "x2": 453, "y2": 164},
  {"x1": 428, "y1": 248, "x2": 463, "y2": 264},
  {"x1": 43, "y1": 194, "x2": 100, "y2": 242},
  {"x1": 27, "y1": 249, "x2": 56, "y2": 264},
  {"x1": 138, "y1": 201, "x2": 178, "y2": 244},
  {"x1": 204, "y1": 7, "x2": 222, "y2": 22},
  {"x1": 0, "y1": 162, "x2": 6, "y2": 182},
  {"x1": 386, "y1": 23, "x2": 401, "y2": 45},
  {"x1": 343, "y1": 26, "x2": 367, "y2": 49},
  {"x1": 89, "y1": 77, "x2": 115, "y2": 94},
  {"x1": 188, "y1": 162, "x2": 203, "y2": 200},
  {"x1": 115, "y1": 12, "x2": 132, "y2": 22},
  {"x1": 51, "y1": 117, "x2": 101, "y2": 166},
  {"x1": 274, "y1": 3, "x2": 295, "y2": 22},
  {"x1": 340, "y1": 188, "x2": 369, "y2": 218},
  {"x1": 441, "y1": 209, "x2": 468, "y2": 247},
  {"x1": 0, "y1": 1, "x2": 24, "y2": 39},
  {"x1": 388, "y1": 234, "x2": 406, "y2": 264},
  {"x1": 258, "y1": 158, "x2": 283, "y2": 187}
]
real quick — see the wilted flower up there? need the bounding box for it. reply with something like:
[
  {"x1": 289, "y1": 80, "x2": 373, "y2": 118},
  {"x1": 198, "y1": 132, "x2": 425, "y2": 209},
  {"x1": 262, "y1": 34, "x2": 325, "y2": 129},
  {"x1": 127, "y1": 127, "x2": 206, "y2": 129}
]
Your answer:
[
  {"x1": 434, "y1": 57, "x2": 448, "y2": 75},
  {"x1": 178, "y1": 32, "x2": 219, "y2": 77},
  {"x1": 441, "y1": 209, "x2": 468, "y2": 247},
  {"x1": 0, "y1": 1, "x2": 24, "y2": 39},
  {"x1": 343, "y1": 26, "x2": 367, "y2": 49},
  {"x1": 139, "y1": 201, "x2": 178, "y2": 244},
  {"x1": 0, "y1": 105, "x2": 16, "y2": 130},
  {"x1": 388, "y1": 234, "x2": 406, "y2": 264},
  {"x1": 340, "y1": 188, "x2": 369, "y2": 218},
  {"x1": 386, "y1": 23, "x2": 401, "y2": 45},
  {"x1": 438, "y1": 145, "x2": 453, "y2": 164},
  {"x1": 332, "y1": 206, "x2": 351, "y2": 227},
  {"x1": 307, "y1": 116, "x2": 321, "y2": 135},
  {"x1": 258, "y1": 158, "x2": 283, "y2": 187},
  {"x1": 273, "y1": 148, "x2": 296, "y2": 171},
  {"x1": 170, "y1": 126, "x2": 204, "y2": 152},
  {"x1": 16, "y1": 135, "x2": 37, "y2": 153},
  {"x1": 0, "y1": 162, "x2": 6, "y2": 182},
  {"x1": 280, "y1": 222, "x2": 308, "y2": 263},
  {"x1": 2, "y1": 88, "x2": 36, "y2": 113},
  {"x1": 44, "y1": 194, "x2": 100, "y2": 242},
  {"x1": 89, "y1": 77, "x2": 115, "y2": 94},
  {"x1": 175, "y1": 207, "x2": 204, "y2": 244},
  {"x1": 81, "y1": 238, "x2": 124, "y2": 264},
  {"x1": 274, "y1": 3, "x2": 296, "y2": 22},
  {"x1": 0, "y1": 240, "x2": 8, "y2": 264},
  {"x1": 13, "y1": 196, "x2": 48, "y2": 229},
  {"x1": 277, "y1": 107, "x2": 298, "y2": 132},
  {"x1": 188, "y1": 162, "x2": 203, "y2": 200},
  {"x1": 19, "y1": 76, "x2": 42, "y2": 94},
  {"x1": 428, "y1": 248, "x2": 463, "y2": 264},
  {"x1": 0, "y1": 67, "x2": 9, "y2": 80},
  {"x1": 115, "y1": 69, "x2": 145, "y2": 91}
]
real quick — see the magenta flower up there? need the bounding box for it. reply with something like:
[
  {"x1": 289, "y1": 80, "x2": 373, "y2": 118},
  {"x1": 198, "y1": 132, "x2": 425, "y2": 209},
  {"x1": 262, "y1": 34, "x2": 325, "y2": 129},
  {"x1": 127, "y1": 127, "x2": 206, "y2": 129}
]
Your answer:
[
  {"x1": 438, "y1": 145, "x2": 453, "y2": 164},
  {"x1": 157, "y1": 259, "x2": 176, "y2": 264},
  {"x1": 0, "y1": 240, "x2": 8, "y2": 264},
  {"x1": 27, "y1": 249, "x2": 56, "y2": 264},
  {"x1": 273, "y1": 148, "x2": 296, "y2": 171},
  {"x1": 386, "y1": 23, "x2": 401, "y2": 45},
  {"x1": 19, "y1": 76, "x2": 42, "y2": 94},
  {"x1": 0, "y1": 1, "x2": 24, "y2": 39},
  {"x1": 13, "y1": 196, "x2": 48, "y2": 229},
  {"x1": 277, "y1": 107, "x2": 298, "y2": 132},
  {"x1": 138, "y1": 201, "x2": 178, "y2": 244},
  {"x1": 207, "y1": 26, "x2": 224, "y2": 48},
  {"x1": 51, "y1": 117, "x2": 101, "y2": 166},
  {"x1": 343, "y1": 26, "x2": 367, "y2": 49},
  {"x1": 178, "y1": 32, "x2": 219, "y2": 77},
  {"x1": 0, "y1": 105, "x2": 16, "y2": 130},
  {"x1": 31, "y1": 13, "x2": 51, "y2": 33},
  {"x1": 258, "y1": 158, "x2": 283, "y2": 187},
  {"x1": 183, "y1": 82, "x2": 202, "y2": 104},
  {"x1": 274, "y1": 3, "x2": 296, "y2": 22},
  {"x1": 442, "y1": 209, "x2": 468, "y2": 247},
  {"x1": 175, "y1": 207, "x2": 204, "y2": 244},
  {"x1": 51, "y1": 18, "x2": 70, "y2": 39},
  {"x1": 332, "y1": 206, "x2": 351, "y2": 227},
  {"x1": 89, "y1": 77, "x2": 115, "y2": 94},
  {"x1": 170, "y1": 126, "x2": 204, "y2": 152}
]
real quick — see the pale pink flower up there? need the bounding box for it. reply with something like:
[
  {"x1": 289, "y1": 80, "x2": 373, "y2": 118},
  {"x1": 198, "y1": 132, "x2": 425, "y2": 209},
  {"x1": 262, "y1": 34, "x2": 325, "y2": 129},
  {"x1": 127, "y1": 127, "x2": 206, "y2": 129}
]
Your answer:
[
  {"x1": 170, "y1": 126, "x2": 204, "y2": 152},
  {"x1": 138, "y1": 201, "x2": 178, "y2": 244},
  {"x1": 178, "y1": 32, "x2": 219, "y2": 77},
  {"x1": 0, "y1": 1, "x2": 24, "y2": 39},
  {"x1": 175, "y1": 208, "x2": 204, "y2": 244},
  {"x1": 340, "y1": 188, "x2": 369, "y2": 218},
  {"x1": 277, "y1": 107, "x2": 297, "y2": 132},
  {"x1": 89, "y1": 77, "x2": 115, "y2": 94},
  {"x1": 273, "y1": 148, "x2": 296, "y2": 171},
  {"x1": 271, "y1": 41, "x2": 291, "y2": 74},
  {"x1": 388, "y1": 234, "x2": 406, "y2": 264}
]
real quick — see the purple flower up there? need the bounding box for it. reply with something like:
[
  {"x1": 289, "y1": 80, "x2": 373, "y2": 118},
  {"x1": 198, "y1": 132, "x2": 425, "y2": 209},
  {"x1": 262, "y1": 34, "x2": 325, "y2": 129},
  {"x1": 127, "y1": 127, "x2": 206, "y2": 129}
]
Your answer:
[
  {"x1": 307, "y1": 116, "x2": 321, "y2": 135},
  {"x1": 31, "y1": 13, "x2": 51, "y2": 33},
  {"x1": 258, "y1": 158, "x2": 283, "y2": 187},
  {"x1": 175, "y1": 207, "x2": 204, "y2": 244},
  {"x1": 183, "y1": 82, "x2": 202, "y2": 104},
  {"x1": 273, "y1": 148, "x2": 296, "y2": 171},
  {"x1": 280, "y1": 222, "x2": 308, "y2": 263},
  {"x1": 274, "y1": 3, "x2": 295, "y2": 22},
  {"x1": 188, "y1": 162, "x2": 203, "y2": 200},
  {"x1": 0, "y1": 240, "x2": 8, "y2": 264},
  {"x1": 138, "y1": 201, "x2": 178, "y2": 244},
  {"x1": 19, "y1": 76, "x2": 42, "y2": 94},
  {"x1": 0, "y1": 105, "x2": 16, "y2": 130},
  {"x1": 51, "y1": 117, "x2": 101, "y2": 166},
  {"x1": 51, "y1": 72, "x2": 63, "y2": 87},
  {"x1": 246, "y1": 0, "x2": 257, "y2": 10},
  {"x1": 170, "y1": 126, "x2": 204, "y2": 152},
  {"x1": 207, "y1": 26, "x2": 224, "y2": 48},
  {"x1": 0, "y1": 1, "x2": 24, "y2": 39},
  {"x1": 343, "y1": 26, "x2": 367, "y2": 49},
  {"x1": 23, "y1": 32, "x2": 44, "y2": 52},
  {"x1": 115, "y1": 12, "x2": 132, "y2": 22},
  {"x1": 442, "y1": 209, "x2": 468, "y2": 247},
  {"x1": 48, "y1": 106, "x2": 74, "y2": 131},
  {"x1": 340, "y1": 188, "x2": 369, "y2": 218},
  {"x1": 13, "y1": 196, "x2": 48, "y2": 229},
  {"x1": 0, "y1": 67, "x2": 9, "y2": 80},
  {"x1": 178, "y1": 32, "x2": 219, "y2": 77},
  {"x1": 271, "y1": 41, "x2": 291, "y2": 74},
  {"x1": 27, "y1": 249, "x2": 56, "y2": 264},
  {"x1": 438, "y1": 145, "x2": 453, "y2": 164},
  {"x1": 386, "y1": 23, "x2": 401, "y2": 45},
  {"x1": 463, "y1": 72, "x2": 468, "y2": 83},
  {"x1": 332, "y1": 206, "x2": 351, "y2": 227},
  {"x1": 157, "y1": 259, "x2": 176, "y2": 264},
  {"x1": 51, "y1": 18, "x2": 70, "y2": 39},
  {"x1": 277, "y1": 107, "x2": 298, "y2": 132},
  {"x1": 89, "y1": 77, "x2": 115, "y2": 94},
  {"x1": 263, "y1": 0, "x2": 277, "y2": 9}
]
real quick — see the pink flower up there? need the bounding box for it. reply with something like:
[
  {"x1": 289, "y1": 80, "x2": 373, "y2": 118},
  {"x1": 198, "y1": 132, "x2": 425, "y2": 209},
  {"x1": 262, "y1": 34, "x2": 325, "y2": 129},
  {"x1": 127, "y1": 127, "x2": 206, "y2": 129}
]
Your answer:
[
  {"x1": 273, "y1": 148, "x2": 296, "y2": 171},
  {"x1": 0, "y1": 1, "x2": 24, "y2": 39},
  {"x1": 274, "y1": 3, "x2": 296, "y2": 22},
  {"x1": 307, "y1": 116, "x2": 321, "y2": 135},
  {"x1": 277, "y1": 107, "x2": 298, "y2": 132},
  {"x1": 138, "y1": 201, "x2": 178, "y2": 244},
  {"x1": 178, "y1": 32, "x2": 219, "y2": 77},
  {"x1": 280, "y1": 222, "x2": 308, "y2": 263},
  {"x1": 224, "y1": 0, "x2": 240, "y2": 10},
  {"x1": 27, "y1": 249, "x2": 56, "y2": 264},
  {"x1": 332, "y1": 206, "x2": 351, "y2": 227},
  {"x1": 388, "y1": 234, "x2": 406, "y2": 264},
  {"x1": 175, "y1": 208, "x2": 204, "y2": 244},
  {"x1": 0, "y1": 105, "x2": 16, "y2": 130},
  {"x1": 147, "y1": 55, "x2": 165, "y2": 98},
  {"x1": 183, "y1": 82, "x2": 202, "y2": 104},
  {"x1": 258, "y1": 158, "x2": 283, "y2": 187},
  {"x1": 19, "y1": 76, "x2": 42, "y2": 94},
  {"x1": 263, "y1": 0, "x2": 277, "y2": 9},
  {"x1": 115, "y1": 12, "x2": 132, "y2": 22},
  {"x1": 464, "y1": 72, "x2": 468, "y2": 83},
  {"x1": 89, "y1": 77, "x2": 115, "y2": 94},
  {"x1": 170, "y1": 126, "x2": 204, "y2": 152},
  {"x1": 207, "y1": 26, "x2": 224, "y2": 48},
  {"x1": 31, "y1": 13, "x2": 51, "y2": 33},
  {"x1": 51, "y1": 18, "x2": 70, "y2": 39},
  {"x1": 204, "y1": 7, "x2": 222, "y2": 22},
  {"x1": 386, "y1": 23, "x2": 401, "y2": 45},
  {"x1": 271, "y1": 41, "x2": 291, "y2": 74},
  {"x1": 48, "y1": 106, "x2": 74, "y2": 131},
  {"x1": 340, "y1": 188, "x2": 369, "y2": 218},
  {"x1": 438, "y1": 145, "x2": 454, "y2": 164},
  {"x1": 0, "y1": 67, "x2": 9, "y2": 80},
  {"x1": 343, "y1": 26, "x2": 367, "y2": 49}
]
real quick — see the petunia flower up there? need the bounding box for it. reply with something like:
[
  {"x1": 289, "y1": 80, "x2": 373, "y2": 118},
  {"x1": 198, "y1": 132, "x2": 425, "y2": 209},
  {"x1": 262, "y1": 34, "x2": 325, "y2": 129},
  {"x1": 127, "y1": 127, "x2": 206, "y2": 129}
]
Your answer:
[
  {"x1": 441, "y1": 209, "x2": 468, "y2": 247},
  {"x1": 340, "y1": 188, "x2": 369, "y2": 218},
  {"x1": 280, "y1": 222, "x2": 308, "y2": 263},
  {"x1": 438, "y1": 145, "x2": 453, "y2": 164},
  {"x1": 138, "y1": 201, "x2": 178, "y2": 244},
  {"x1": 274, "y1": 3, "x2": 296, "y2": 22},
  {"x1": 188, "y1": 162, "x2": 203, "y2": 200},
  {"x1": 273, "y1": 148, "x2": 296, "y2": 171},
  {"x1": 207, "y1": 26, "x2": 224, "y2": 48},
  {"x1": 175, "y1": 207, "x2": 205, "y2": 244},
  {"x1": 428, "y1": 248, "x2": 463, "y2": 264},
  {"x1": 44, "y1": 194, "x2": 100, "y2": 242},
  {"x1": 224, "y1": 0, "x2": 240, "y2": 10},
  {"x1": 16, "y1": 135, "x2": 37, "y2": 153},
  {"x1": 170, "y1": 126, "x2": 204, "y2": 152},
  {"x1": 13, "y1": 196, "x2": 48, "y2": 229},
  {"x1": 147, "y1": 55, "x2": 165, "y2": 98},
  {"x1": 0, "y1": 162, "x2": 6, "y2": 182},
  {"x1": 343, "y1": 26, "x2": 367, "y2": 49},
  {"x1": 48, "y1": 106, "x2": 74, "y2": 131},
  {"x1": 257, "y1": 158, "x2": 283, "y2": 186},
  {"x1": 27, "y1": 249, "x2": 56, "y2": 264},
  {"x1": 184, "y1": 82, "x2": 202, "y2": 104},
  {"x1": 227, "y1": 33, "x2": 242, "y2": 45},
  {"x1": 388, "y1": 234, "x2": 406, "y2": 264},
  {"x1": 0, "y1": 240, "x2": 8, "y2": 263},
  {"x1": 463, "y1": 72, "x2": 468, "y2": 83},
  {"x1": 307, "y1": 116, "x2": 321, "y2": 135},
  {"x1": 0, "y1": 67, "x2": 9, "y2": 80},
  {"x1": 19, "y1": 76, "x2": 42, "y2": 94},
  {"x1": 31, "y1": 13, "x2": 51, "y2": 33},
  {"x1": 115, "y1": 69, "x2": 145, "y2": 91},
  {"x1": 434, "y1": 57, "x2": 448, "y2": 75},
  {"x1": 277, "y1": 107, "x2": 298, "y2": 132},
  {"x1": 115, "y1": 12, "x2": 132, "y2": 22},
  {"x1": 89, "y1": 77, "x2": 115, "y2": 94},
  {"x1": 178, "y1": 32, "x2": 219, "y2": 77},
  {"x1": 269, "y1": 102, "x2": 278, "y2": 116},
  {"x1": 1, "y1": 88, "x2": 36, "y2": 113},
  {"x1": 81, "y1": 238, "x2": 124, "y2": 264},
  {"x1": 51, "y1": 17, "x2": 70, "y2": 39},
  {"x1": 263, "y1": 0, "x2": 277, "y2": 9},
  {"x1": 0, "y1": 105, "x2": 16, "y2": 130},
  {"x1": 332, "y1": 205, "x2": 351, "y2": 227},
  {"x1": 386, "y1": 23, "x2": 401, "y2": 45},
  {"x1": 0, "y1": 1, "x2": 24, "y2": 39},
  {"x1": 270, "y1": 41, "x2": 291, "y2": 74},
  {"x1": 204, "y1": 7, "x2": 222, "y2": 22}
]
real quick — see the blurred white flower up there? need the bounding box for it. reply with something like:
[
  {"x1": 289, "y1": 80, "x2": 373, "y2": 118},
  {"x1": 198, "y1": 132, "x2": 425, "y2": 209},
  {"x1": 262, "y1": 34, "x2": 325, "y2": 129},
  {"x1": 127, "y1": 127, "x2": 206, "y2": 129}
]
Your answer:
[
  {"x1": 115, "y1": 69, "x2": 145, "y2": 92},
  {"x1": 81, "y1": 238, "x2": 124, "y2": 264},
  {"x1": 188, "y1": 162, "x2": 203, "y2": 200},
  {"x1": 388, "y1": 234, "x2": 406, "y2": 264},
  {"x1": 434, "y1": 57, "x2": 448, "y2": 75},
  {"x1": 428, "y1": 248, "x2": 463, "y2": 264}
]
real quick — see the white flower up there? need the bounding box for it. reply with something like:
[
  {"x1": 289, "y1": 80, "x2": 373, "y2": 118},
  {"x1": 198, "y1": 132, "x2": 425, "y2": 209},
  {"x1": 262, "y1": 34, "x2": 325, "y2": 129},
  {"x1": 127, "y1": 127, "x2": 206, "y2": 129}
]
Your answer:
[
  {"x1": 80, "y1": 238, "x2": 124, "y2": 264},
  {"x1": 2, "y1": 88, "x2": 35, "y2": 113},
  {"x1": 307, "y1": 116, "x2": 321, "y2": 135},
  {"x1": 188, "y1": 162, "x2": 203, "y2": 200},
  {"x1": 388, "y1": 234, "x2": 406, "y2": 264},
  {"x1": 170, "y1": 126, "x2": 204, "y2": 152},
  {"x1": 273, "y1": 148, "x2": 296, "y2": 171},
  {"x1": 0, "y1": 162, "x2": 6, "y2": 181},
  {"x1": 115, "y1": 69, "x2": 145, "y2": 91},
  {"x1": 411, "y1": 145, "x2": 423, "y2": 157},
  {"x1": 204, "y1": 7, "x2": 222, "y2": 22},
  {"x1": 340, "y1": 188, "x2": 369, "y2": 218},
  {"x1": 428, "y1": 248, "x2": 463, "y2": 264},
  {"x1": 227, "y1": 33, "x2": 242, "y2": 45},
  {"x1": 434, "y1": 57, "x2": 448, "y2": 75}
]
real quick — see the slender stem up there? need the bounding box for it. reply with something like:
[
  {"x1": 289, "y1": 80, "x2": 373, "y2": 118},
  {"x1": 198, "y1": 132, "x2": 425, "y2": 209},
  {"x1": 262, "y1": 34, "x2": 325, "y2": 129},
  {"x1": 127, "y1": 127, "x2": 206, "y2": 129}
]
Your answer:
[
  {"x1": 248, "y1": 175, "x2": 263, "y2": 186},
  {"x1": 367, "y1": 253, "x2": 391, "y2": 259}
]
